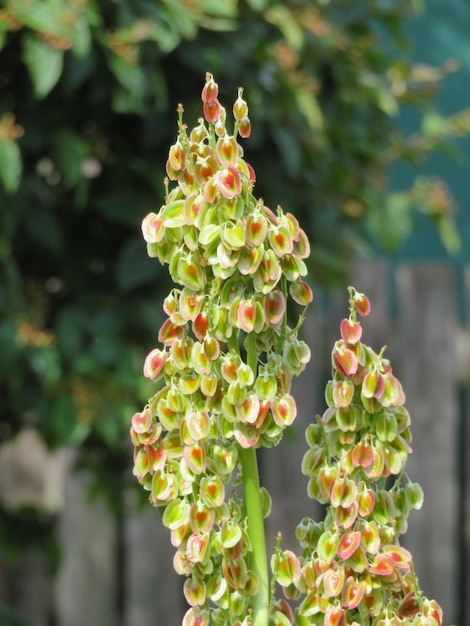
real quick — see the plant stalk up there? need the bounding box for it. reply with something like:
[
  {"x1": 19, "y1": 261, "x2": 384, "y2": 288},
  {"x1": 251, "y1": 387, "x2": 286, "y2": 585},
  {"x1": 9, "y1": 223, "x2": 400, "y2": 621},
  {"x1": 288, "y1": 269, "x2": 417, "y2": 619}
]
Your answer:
[
  {"x1": 240, "y1": 446, "x2": 269, "y2": 626},
  {"x1": 240, "y1": 330, "x2": 269, "y2": 626}
]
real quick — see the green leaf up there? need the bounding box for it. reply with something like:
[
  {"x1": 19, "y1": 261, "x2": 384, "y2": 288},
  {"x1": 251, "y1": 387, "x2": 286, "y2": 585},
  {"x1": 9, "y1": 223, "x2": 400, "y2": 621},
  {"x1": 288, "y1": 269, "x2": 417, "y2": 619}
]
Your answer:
[
  {"x1": 52, "y1": 130, "x2": 89, "y2": 187},
  {"x1": 0, "y1": 140, "x2": 22, "y2": 194},
  {"x1": 265, "y1": 5, "x2": 304, "y2": 51},
  {"x1": 22, "y1": 33, "x2": 63, "y2": 98}
]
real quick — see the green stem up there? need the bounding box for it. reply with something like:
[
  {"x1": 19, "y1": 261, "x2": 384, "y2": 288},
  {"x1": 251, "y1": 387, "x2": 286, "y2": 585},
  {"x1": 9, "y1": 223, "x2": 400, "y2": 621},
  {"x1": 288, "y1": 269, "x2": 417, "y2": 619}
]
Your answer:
[
  {"x1": 240, "y1": 331, "x2": 269, "y2": 626},
  {"x1": 240, "y1": 446, "x2": 269, "y2": 626}
]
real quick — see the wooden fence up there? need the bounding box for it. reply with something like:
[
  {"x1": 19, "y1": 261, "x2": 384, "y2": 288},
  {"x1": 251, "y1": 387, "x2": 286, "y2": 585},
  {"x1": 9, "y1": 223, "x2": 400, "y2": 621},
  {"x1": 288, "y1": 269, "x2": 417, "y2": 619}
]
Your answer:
[{"x1": 1, "y1": 261, "x2": 468, "y2": 626}]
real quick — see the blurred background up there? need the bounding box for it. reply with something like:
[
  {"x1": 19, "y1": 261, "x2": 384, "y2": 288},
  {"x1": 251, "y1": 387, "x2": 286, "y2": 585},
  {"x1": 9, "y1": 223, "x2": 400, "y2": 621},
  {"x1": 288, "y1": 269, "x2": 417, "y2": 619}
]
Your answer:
[{"x1": 0, "y1": 0, "x2": 469, "y2": 624}]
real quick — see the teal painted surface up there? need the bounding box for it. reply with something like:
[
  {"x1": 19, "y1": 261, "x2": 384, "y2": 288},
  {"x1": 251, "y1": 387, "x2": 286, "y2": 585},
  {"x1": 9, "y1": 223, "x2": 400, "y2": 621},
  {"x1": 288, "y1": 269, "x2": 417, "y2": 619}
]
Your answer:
[{"x1": 394, "y1": 0, "x2": 470, "y2": 261}]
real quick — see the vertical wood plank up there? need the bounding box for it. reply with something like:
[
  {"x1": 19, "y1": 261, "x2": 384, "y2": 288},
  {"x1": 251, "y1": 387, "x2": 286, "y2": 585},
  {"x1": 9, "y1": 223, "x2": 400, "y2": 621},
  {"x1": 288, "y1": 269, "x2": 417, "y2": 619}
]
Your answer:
[
  {"x1": 0, "y1": 427, "x2": 65, "y2": 625},
  {"x1": 54, "y1": 451, "x2": 119, "y2": 626},
  {"x1": 462, "y1": 265, "x2": 470, "y2": 625},
  {"x1": 123, "y1": 497, "x2": 185, "y2": 625},
  {"x1": 396, "y1": 263, "x2": 459, "y2": 623}
]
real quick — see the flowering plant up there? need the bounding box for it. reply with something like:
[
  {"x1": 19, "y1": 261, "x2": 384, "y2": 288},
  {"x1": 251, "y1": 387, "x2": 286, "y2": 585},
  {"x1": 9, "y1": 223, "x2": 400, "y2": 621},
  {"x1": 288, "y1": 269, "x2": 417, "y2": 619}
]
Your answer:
[{"x1": 131, "y1": 74, "x2": 442, "y2": 626}]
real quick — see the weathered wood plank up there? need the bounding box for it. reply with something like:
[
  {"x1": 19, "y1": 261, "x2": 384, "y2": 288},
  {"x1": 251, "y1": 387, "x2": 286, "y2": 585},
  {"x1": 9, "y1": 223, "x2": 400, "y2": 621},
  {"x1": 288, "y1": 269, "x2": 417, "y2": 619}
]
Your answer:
[
  {"x1": 396, "y1": 263, "x2": 459, "y2": 624},
  {"x1": 462, "y1": 265, "x2": 470, "y2": 625},
  {"x1": 123, "y1": 496, "x2": 185, "y2": 625},
  {"x1": 54, "y1": 451, "x2": 119, "y2": 626}
]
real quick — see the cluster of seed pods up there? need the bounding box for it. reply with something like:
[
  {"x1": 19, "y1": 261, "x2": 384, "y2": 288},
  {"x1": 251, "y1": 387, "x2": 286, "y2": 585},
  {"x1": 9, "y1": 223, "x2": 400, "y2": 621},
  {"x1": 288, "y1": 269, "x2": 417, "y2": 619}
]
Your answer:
[
  {"x1": 270, "y1": 288, "x2": 443, "y2": 626},
  {"x1": 130, "y1": 74, "x2": 313, "y2": 626}
]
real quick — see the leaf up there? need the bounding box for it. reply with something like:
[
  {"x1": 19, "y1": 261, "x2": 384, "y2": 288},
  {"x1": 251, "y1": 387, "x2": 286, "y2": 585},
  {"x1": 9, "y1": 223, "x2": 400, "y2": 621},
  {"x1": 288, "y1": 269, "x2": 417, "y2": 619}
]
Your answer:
[
  {"x1": 295, "y1": 89, "x2": 324, "y2": 131},
  {"x1": 52, "y1": 130, "x2": 89, "y2": 187},
  {"x1": 22, "y1": 33, "x2": 63, "y2": 98},
  {"x1": 0, "y1": 140, "x2": 22, "y2": 193},
  {"x1": 265, "y1": 5, "x2": 304, "y2": 51}
]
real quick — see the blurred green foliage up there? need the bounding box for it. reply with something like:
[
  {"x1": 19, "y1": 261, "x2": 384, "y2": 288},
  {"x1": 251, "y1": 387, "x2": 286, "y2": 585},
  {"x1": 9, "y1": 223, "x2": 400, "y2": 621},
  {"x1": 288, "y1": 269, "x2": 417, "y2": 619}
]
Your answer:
[{"x1": 0, "y1": 0, "x2": 469, "y2": 522}]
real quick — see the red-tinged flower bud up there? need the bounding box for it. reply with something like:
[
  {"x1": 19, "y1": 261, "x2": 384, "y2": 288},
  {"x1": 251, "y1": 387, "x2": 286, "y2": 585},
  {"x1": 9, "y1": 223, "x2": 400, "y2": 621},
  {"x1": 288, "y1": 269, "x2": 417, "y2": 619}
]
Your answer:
[
  {"x1": 351, "y1": 438, "x2": 374, "y2": 468},
  {"x1": 200, "y1": 474, "x2": 225, "y2": 508},
  {"x1": 340, "y1": 318, "x2": 362, "y2": 344},
  {"x1": 220, "y1": 519, "x2": 243, "y2": 549},
  {"x1": 274, "y1": 550, "x2": 302, "y2": 587},
  {"x1": 382, "y1": 544, "x2": 412, "y2": 571},
  {"x1": 368, "y1": 553, "x2": 395, "y2": 576},
  {"x1": 373, "y1": 489, "x2": 396, "y2": 525},
  {"x1": 234, "y1": 422, "x2": 260, "y2": 448},
  {"x1": 317, "y1": 529, "x2": 339, "y2": 562},
  {"x1": 216, "y1": 134, "x2": 239, "y2": 166},
  {"x1": 332, "y1": 340, "x2": 359, "y2": 377},
  {"x1": 185, "y1": 408, "x2": 210, "y2": 441},
  {"x1": 352, "y1": 289, "x2": 371, "y2": 317},
  {"x1": 236, "y1": 393, "x2": 261, "y2": 424},
  {"x1": 264, "y1": 288, "x2": 286, "y2": 325},
  {"x1": 246, "y1": 212, "x2": 268, "y2": 246},
  {"x1": 270, "y1": 394, "x2": 297, "y2": 427},
  {"x1": 201, "y1": 72, "x2": 219, "y2": 103},
  {"x1": 292, "y1": 227, "x2": 311, "y2": 260},
  {"x1": 192, "y1": 311, "x2": 209, "y2": 340},
  {"x1": 341, "y1": 576, "x2": 366, "y2": 609},
  {"x1": 189, "y1": 500, "x2": 215, "y2": 534},
  {"x1": 194, "y1": 155, "x2": 218, "y2": 184},
  {"x1": 363, "y1": 444, "x2": 386, "y2": 479},
  {"x1": 332, "y1": 379, "x2": 354, "y2": 408},
  {"x1": 334, "y1": 500, "x2": 359, "y2": 529},
  {"x1": 162, "y1": 498, "x2": 190, "y2": 530},
  {"x1": 380, "y1": 371, "x2": 406, "y2": 407},
  {"x1": 142, "y1": 212, "x2": 165, "y2": 243},
  {"x1": 335, "y1": 406, "x2": 359, "y2": 432},
  {"x1": 131, "y1": 407, "x2": 153, "y2": 434},
  {"x1": 212, "y1": 444, "x2": 238, "y2": 475},
  {"x1": 322, "y1": 567, "x2": 345, "y2": 598},
  {"x1": 143, "y1": 348, "x2": 167, "y2": 380},
  {"x1": 184, "y1": 442, "x2": 206, "y2": 475},
  {"x1": 221, "y1": 218, "x2": 246, "y2": 249},
  {"x1": 216, "y1": 164, "x2": 242, "y2": 199},
  {"x1": 200, "y1": 372, "x2": 217, "y2": 398},
  {"x1": 359, "y1": 519, "x2": 381, "y2": 554},
  {"x1": 132, "y1": 447, "x2": 149, "y2": 479},
  {"x1": 187, "y1": 533, "x2": 211, "y2": 565},
  {"x1": 337, "y1": 530, "x2": 361, "y2": 560},
  {"x1": 235, "y1": 298, "x2": 257, "y2": 333},
  {"x1": 233, "y1": 87, "x2": 248, "y2": 120},
  {"x1": 168, "y1": 140, "x2": 186, "y2": 172},
  {"x1": 358, "y1": 485, "x2": 375, "y2": 517},
  {"x1": 254, "y1": 249, "x2": 282, "y2": 293},
  {"x1": 183, "y1": 193, "x2": 204, "y2": 226},
  {"x1": 405, "y1": 481, "x2": 424, "y2": 510},
  {"x1": 238, "y1": 117, "x2": 251, "y2": 138},
  {"x1": 289, "y1": 280, "x2": 313, "y2": 305},
  {"x1": 324, "y1": 604, "x2": 346, "y2": 626},
  {"x1": 150, "y1": 469, "x2": 178, "y2": 504},
  {"x1": 238, "y1": 245, "x2": 264, "y2": 276},
  {"x1": 183, "y1": 577, "x2": 206, "y2": 607},
  {"x1": 268, "y1": 223, "x2": 294, "y2": 257},
  {"x1": 203, "y1": 99, "x2": 220, "y2": 123},
  {"x1": 179, "y1": 288, "x2": 203, "y2": 322}
]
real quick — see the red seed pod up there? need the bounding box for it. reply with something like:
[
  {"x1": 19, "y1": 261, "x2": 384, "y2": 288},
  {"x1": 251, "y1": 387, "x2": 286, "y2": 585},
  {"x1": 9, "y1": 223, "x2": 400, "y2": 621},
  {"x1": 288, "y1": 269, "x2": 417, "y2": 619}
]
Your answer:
[
  {"x1": 238, "y1": 117, "x2": 251, "y2": 138},
  {"x1": 203, "y1": 99, "x2": 220, "y2": 123},
  {"x1": 201, "y1": 72, "x2": 219, "y2": 103},
  {"x1": 233, "y1": 87, "x2": 248, "y2": 120}
]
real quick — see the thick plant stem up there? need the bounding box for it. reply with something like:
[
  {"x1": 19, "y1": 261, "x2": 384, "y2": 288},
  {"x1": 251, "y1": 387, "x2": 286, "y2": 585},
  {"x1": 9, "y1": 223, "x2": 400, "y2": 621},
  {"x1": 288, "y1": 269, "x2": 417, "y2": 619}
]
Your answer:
[
  {"x1": 240, "y1": 446, "x2": 269, "y2": 626},
  {"x1": 241, "y1": 330, "x2": 269, "y2": 626}
]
